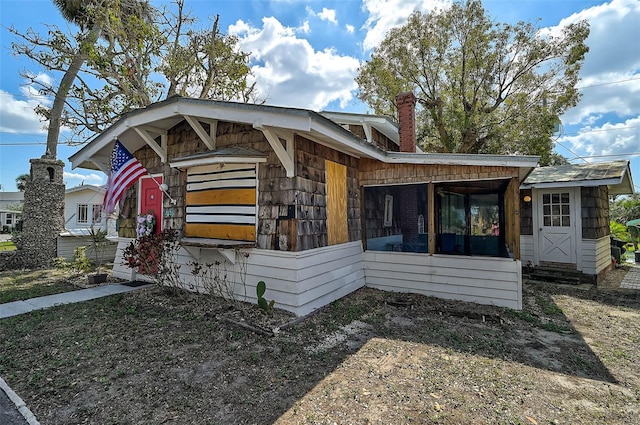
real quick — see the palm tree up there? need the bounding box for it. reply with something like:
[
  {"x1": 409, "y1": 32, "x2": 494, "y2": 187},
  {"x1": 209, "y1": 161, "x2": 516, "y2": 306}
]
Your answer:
[
  {"x1": 15, "y1": 174, "x2": 31, "y2": 191},
  {"x1": 45, "y1": 0, "x2": 154, "y2": 159}
]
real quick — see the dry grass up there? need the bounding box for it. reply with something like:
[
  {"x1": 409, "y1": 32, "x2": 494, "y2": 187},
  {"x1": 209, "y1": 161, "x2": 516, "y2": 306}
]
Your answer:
[{"x1": 0, "y1": 266, "x2": 639, "y2": 424}]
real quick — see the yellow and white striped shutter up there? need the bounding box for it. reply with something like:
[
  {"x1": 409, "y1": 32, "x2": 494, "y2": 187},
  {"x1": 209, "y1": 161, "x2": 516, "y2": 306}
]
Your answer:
[{"x1": 184, "y1": 163, "x2": 257, "y2": 241}]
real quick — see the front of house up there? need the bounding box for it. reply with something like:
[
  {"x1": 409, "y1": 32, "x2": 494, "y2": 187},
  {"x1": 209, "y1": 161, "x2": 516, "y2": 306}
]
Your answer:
[{"x1": 70, "y1": 94, "x2": 539, "y2": 316}]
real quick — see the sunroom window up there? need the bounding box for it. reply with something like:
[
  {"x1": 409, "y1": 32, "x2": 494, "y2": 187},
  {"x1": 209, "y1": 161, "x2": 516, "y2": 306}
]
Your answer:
[
  {"x1": 436, "y1": 180, "x2": 508, "y2": 257},
  {"x1": 363, "y1": 184, "x2": 427, "y2": 253}
]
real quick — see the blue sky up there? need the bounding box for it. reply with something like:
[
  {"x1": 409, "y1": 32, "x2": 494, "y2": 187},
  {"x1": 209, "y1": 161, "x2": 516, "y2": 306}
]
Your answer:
[{"x1": 0, "y1": 0, "x2": 639, "y2": 192}]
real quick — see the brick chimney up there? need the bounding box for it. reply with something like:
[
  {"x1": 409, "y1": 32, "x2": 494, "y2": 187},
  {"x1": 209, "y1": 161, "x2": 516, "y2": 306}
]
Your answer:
[{"x1": 396, "y1": 91, "x2": 417, "y2": 153}]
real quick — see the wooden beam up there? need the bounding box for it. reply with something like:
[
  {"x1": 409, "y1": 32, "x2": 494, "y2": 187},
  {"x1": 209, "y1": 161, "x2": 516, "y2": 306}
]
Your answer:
[
  {"x1": 133, "y1": 127, "x2": 166, "y2": 163},
  {"x1": 254, "y1": 124, "x2": 295, "y2": 178},
  {"x1": 507, "y1": 176, "x2": 521, "y2": 260},
  {"x1": 362, "y1": 121, "x2": 373, "y2": 144},
  {"x1": 428, "y1": 182, "x2": 436, "y2": 254},
  {"x1": 90, "y1": 158, "x2": 109, "y2": 174},
  {"x1": 184, "y1": 115, "x2": 216, "y2": 150}
]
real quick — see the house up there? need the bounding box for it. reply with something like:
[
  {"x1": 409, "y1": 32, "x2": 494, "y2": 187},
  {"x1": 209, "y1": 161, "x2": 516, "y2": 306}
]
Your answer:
[
  {"x1": 0, "y1": 191, "x2": 24, "y2": 233},
  {"x1": 519, "y1": 160, "x2": 634, "y2": 283},
  {"x1": 57, "y1": 184, "x2": 118, "y2": 262},
  {"x1": 69, "y1": 94, "x2": 539, "y2": 316}
]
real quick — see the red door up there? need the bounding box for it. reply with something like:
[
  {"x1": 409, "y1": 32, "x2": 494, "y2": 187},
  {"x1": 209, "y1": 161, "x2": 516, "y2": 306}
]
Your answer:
[{"x1": 140, "y1": 176, "x2": 162, "y2": 235}]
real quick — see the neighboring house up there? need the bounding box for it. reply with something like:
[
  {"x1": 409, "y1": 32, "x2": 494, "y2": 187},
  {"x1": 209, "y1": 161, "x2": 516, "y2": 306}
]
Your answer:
[
  {"x1": 69, "y1": 94, "x2": 539, "y2": 316},
  {"x1": 57, "y1": 184, "x2": 118, "y2": 262},
  {"x1": 64, "y1": 184, "x2": 106, "y2": 232},
  {"x1": 0, "y1": 191, "x2": 24, "y2": 232},
  {"x1": 520, "y1": 161, "x2": 634, "y2": 283}
]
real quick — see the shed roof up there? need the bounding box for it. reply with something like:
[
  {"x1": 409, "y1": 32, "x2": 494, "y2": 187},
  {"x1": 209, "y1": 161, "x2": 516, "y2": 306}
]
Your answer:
[{"x1": 520, "y1": 160, "x2": 634, "y2": 195}]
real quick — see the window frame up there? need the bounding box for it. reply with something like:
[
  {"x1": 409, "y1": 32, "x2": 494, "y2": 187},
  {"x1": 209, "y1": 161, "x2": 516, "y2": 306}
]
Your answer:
[
  {"x1": 435, "y1": 185, "x2": 506, "y2": 257},
  {"x1": 77, "y1": 204, "x2": 89, "y2": 225}
]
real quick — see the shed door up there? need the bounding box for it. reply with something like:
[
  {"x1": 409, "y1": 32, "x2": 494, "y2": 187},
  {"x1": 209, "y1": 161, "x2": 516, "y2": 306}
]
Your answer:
[{"x1": 537, "y1": 189, "x2": 577, "y2": 264}]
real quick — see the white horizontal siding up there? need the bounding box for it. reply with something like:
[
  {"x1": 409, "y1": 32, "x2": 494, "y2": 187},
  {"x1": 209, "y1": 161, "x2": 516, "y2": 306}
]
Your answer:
[
  {"x1": 111, "y1": 240, "x2": 366, "y2": 316},
  {"x1": 582, "y1": 236, "x2": 611, "y2": 276},
  {"x1": 56, "y1": 236, "x2": 117, "y2": 263},
  {"x1": 520, "y1": 235, "x2": 535, "y2": 265},
  {"x1": 364, "y1": 252, "x2": 522, "y2": 310},
  {"x1": 111, "y1": 238, "x2": 523, "y2": 315}
]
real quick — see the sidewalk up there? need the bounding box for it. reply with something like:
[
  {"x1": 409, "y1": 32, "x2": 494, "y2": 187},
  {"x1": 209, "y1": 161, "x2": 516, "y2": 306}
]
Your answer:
[
  {"x1": 620, "y1": 263, "x2": 640, "y2": 289},
  {"x1": 0, "y1": 282, "x2": 152, "y2": 424},
  {"x1": 0, "y1": 282, "x2": 151, "y2": 319}
]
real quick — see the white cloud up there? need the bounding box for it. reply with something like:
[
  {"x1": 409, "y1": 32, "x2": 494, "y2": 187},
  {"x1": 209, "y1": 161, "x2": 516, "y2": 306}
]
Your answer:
[
  {"x1": 361, "y1": 0, "x2": 451, "y2": 51},
  {"x1": 0, "y1": 75, "x2": 52, "y2": 135},
  {"x1": 305, "y1": 6, "x2": 338, "y2": 25},
  {"x1": 556, "y1": 115, "x2": 640, "y2": 160},
  {"x1": 346, "y1": 24, "x2": 355, "y2": 34},
  {"x1": 318, "y1": 8, "x2": 338, "y2": 24},
  {"x1": 63, "y1": 171, "x2": 105, "y2": 185},
  {"x1": 228, "y1": 17, "x2": 360, "y2": 110},
  {"x1": 544, "y1": 0, "x2": 640, "y2": 126}
]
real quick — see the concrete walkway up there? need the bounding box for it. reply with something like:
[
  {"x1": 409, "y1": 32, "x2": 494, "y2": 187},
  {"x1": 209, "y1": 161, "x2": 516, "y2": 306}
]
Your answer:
[
  {"x1": 0, "y1": 282, "x2": 152, "y2": 424},
  {"x1": 620, "y1": 263, "x2": 640, "y2": 289},
  {"x1": 0, "y1": 283, "x2": 151, "y2": 319}
]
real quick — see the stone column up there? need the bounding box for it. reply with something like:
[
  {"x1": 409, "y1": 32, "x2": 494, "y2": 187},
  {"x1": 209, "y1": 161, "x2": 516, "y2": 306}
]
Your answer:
[{"x1": 21, "y1": 158, "x2": 66, "y2": 267}]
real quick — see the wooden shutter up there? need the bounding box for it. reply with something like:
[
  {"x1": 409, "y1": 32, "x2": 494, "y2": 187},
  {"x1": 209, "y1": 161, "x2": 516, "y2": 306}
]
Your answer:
[{"x1": 184, "y1": 163, "x2": 257, "y2": 241}]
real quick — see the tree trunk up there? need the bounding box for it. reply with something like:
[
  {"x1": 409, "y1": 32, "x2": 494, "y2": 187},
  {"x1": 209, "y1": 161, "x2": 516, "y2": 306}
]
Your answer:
[{"x1": 45, "y1": 26, "x2": 101, "y2": 159}]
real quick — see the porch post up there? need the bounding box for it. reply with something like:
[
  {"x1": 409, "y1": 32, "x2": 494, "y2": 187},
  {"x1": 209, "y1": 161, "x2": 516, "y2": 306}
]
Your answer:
[{"x1": 428, "y1": 182, "x2": 436, "y2": 254}]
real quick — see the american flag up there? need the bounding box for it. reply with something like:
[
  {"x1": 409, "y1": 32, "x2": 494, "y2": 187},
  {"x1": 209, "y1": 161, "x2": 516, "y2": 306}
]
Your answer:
[{"x1": 103, "y1": 140, "x2": 148, "y2": 216}]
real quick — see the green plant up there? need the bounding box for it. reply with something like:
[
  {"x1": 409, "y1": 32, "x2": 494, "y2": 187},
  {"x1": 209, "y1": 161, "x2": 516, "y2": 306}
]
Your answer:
[
  {"x1": 87, "y1": 226, "x2": 110, "y2": 274},
  {"x1": 53, "y1": 246, "x2": 92, "y2": 276},
  {"x1": 256, "y1": 280, "x2": 274, "y2": 315},
  {"x1": 122, "y1": 229, "x2": 182, "y2": 293}
]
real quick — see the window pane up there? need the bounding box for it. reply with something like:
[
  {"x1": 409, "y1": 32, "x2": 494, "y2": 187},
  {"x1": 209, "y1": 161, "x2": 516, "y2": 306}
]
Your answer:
[
  {"x1": 552, "y1": 216, "x2": 561, "y2": 226},
  {"x1": 543, "y1": 194, "x2": 550, "y2": 204},
  {"x1": 77, "y1": 204, "x2": 88, "y2": 224},
  {"x1": 552, "y1": 193, "x2": 559, "y2": 203},
  {"x1": 562, "y1": 205, "x2": 570, "y2": 215},
  {"x1": 544, "y1": 216, "x2": 551, "y2": 226},
  {"x1": 552, "y1": 205, "x2": 560, "y2": 215},
  {"x1": 562, "y1": 216, "x2": 571, "y2": 226},
  {"x1": 92, "y1": 204, "x2": 103, "y2": 223},
  {"x1": 561, "y1": 193, "x2": 570, "y2": 203},
  {"x1": 543, "y1": 205, "x2": 551, "y2": 215}
]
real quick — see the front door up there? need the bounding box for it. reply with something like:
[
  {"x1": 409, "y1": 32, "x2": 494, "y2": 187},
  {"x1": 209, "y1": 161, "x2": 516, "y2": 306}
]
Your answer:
[
  {"x1": 139, "y1": 175, "x2": 162, "y2": 235},
  {"x1": 537, "y1": 189, "x2": 577, "y2": 264}
]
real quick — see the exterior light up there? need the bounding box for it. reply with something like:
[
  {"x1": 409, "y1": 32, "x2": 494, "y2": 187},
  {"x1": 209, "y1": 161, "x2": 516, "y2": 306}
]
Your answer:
[{"x1": 523, "y1": 195, "x2": 532, "y2": 203}]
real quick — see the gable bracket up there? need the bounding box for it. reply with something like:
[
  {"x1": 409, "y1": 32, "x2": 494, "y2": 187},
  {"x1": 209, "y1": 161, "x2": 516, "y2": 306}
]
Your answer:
[
  {"x1": 361, "y1": 120, "x2": 373, "y2": 144},
  {"x1": 185, "y1": 115, "x2": 216, "y2": 150},
  {"x1": 254, "y1": 124, "x2": 295, "y2": 178},
  {"x1": 133, "y1": 127, "x2": 166, "y2": 163}
]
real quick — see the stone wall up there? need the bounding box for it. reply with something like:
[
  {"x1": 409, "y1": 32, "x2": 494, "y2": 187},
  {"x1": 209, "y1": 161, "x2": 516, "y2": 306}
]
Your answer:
[{"x1": 18, "y1": 158, "x2": 66, "y2": 268}]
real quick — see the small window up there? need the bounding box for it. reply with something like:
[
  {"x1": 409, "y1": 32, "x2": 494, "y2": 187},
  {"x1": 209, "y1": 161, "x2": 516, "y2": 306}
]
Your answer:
[
  {"x1": 542, "y1": 192, "x2": 570, "y2": 227},
  {"x1": 6, "y1": 214, "x2": 13, "y2": 225},
  {"x1": 92, "y1": 204, "x2": 103, "y2": 223},
  {"x1": 77, "y1": 204, "x2": 89, "y2": 224}
]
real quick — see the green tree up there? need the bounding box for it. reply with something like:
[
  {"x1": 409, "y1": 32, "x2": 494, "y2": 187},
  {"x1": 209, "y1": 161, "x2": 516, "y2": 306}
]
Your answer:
[
  {"x1": 9, "y1": 0, "x2": 257, "y2": 143},
  {"x1": 356, "y1": 0, "x2": 589, "y2": 164},
  {"x1": 610, "y1": 193, "x2": 640, "y2": 251},
  {"x1": 9, "y1": 0, "x2": 154, "y2": 158},
  {"x1": 15, "y1": 174, "x2": 31, "y2": 192}
]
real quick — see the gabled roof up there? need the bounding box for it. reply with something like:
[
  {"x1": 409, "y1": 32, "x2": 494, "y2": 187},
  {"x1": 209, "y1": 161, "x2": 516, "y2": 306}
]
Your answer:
[
  {"x1": 69, "y1": 96, "x2": 539, "y2": 176},
  {"x1": 520, "y1": 160, "x2": 634, "y2": 195},
  {"x1": 65, "y1": 185, "x2": 105, "y2": 195}
]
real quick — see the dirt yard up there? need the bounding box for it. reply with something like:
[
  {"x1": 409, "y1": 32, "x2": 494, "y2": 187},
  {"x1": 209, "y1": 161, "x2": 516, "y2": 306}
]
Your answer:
[{"x1": 0, "y1": 265, "x2": 639, "y2": 424}]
